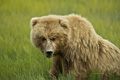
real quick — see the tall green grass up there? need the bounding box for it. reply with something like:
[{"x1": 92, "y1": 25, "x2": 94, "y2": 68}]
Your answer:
[{"x1": 0, "y1": 0, "x2": 120, "y2": 80}]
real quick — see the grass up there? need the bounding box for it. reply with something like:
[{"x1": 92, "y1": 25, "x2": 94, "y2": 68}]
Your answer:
[{"x1": 0, "y1": 0, "x2": 120, "y2": 80}]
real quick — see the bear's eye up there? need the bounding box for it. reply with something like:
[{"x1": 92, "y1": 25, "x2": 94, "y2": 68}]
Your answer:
[
  {"x1": 41, "y1": 37, "x2": 46, "y2": 41},
  {"x1": 51, "y1": 37, "x2": 56, "y2": 41}
]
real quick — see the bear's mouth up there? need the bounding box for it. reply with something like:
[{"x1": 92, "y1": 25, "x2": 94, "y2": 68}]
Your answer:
[{"x1": 46, "y1": 54, "x2": 52, "y2": 58}]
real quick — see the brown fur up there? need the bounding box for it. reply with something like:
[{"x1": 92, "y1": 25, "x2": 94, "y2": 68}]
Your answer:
[{"x1": 30, "y1": 14, "x2": 120, "y2": 80}]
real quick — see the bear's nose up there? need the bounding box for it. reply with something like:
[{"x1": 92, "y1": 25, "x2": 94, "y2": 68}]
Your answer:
[{"x1": 46, "y1": 50, "x2": 53, "y2": 54}]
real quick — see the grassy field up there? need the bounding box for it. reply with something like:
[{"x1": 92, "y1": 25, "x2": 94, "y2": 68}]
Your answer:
[{"x1": 0, "y1": 0, "x2": 120, "y2": 80}]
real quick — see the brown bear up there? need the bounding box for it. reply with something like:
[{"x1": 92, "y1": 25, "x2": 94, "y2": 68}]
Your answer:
[{"x1": 30, "y1": 14, "x2": 120, "y2": 80}]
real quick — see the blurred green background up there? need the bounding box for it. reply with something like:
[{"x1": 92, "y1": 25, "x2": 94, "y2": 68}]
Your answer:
[{"x1": 0, "y1": 0, "x2": 120, "y2": 80}]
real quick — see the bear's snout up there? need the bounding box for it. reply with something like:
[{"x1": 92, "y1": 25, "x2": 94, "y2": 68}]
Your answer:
[{"x1": 46, "y1": 50, "x2": 53, "y2": 58}]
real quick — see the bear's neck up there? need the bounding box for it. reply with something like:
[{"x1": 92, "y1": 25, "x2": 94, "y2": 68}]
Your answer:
[{"x1": 62, "y1": 35, "x2": 100, "y2": 70}]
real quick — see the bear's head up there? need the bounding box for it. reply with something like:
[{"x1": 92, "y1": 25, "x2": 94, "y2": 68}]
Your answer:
[{"x1": 30, "y1": 16, "x2": 69, "y2": 58}]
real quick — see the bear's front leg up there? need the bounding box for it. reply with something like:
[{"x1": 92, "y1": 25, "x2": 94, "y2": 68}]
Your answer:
[{"x1": 50, "y1": 55, "x2": 62, "y2": 79}]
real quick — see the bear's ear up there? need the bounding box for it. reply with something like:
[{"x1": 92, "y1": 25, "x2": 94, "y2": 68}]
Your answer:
[
  {"x1": 59, "y1": 18, "x2": 69, "y2": 29},
  {"x1": 30, "y1": 17, "x2": 39, "y2": 28}
]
